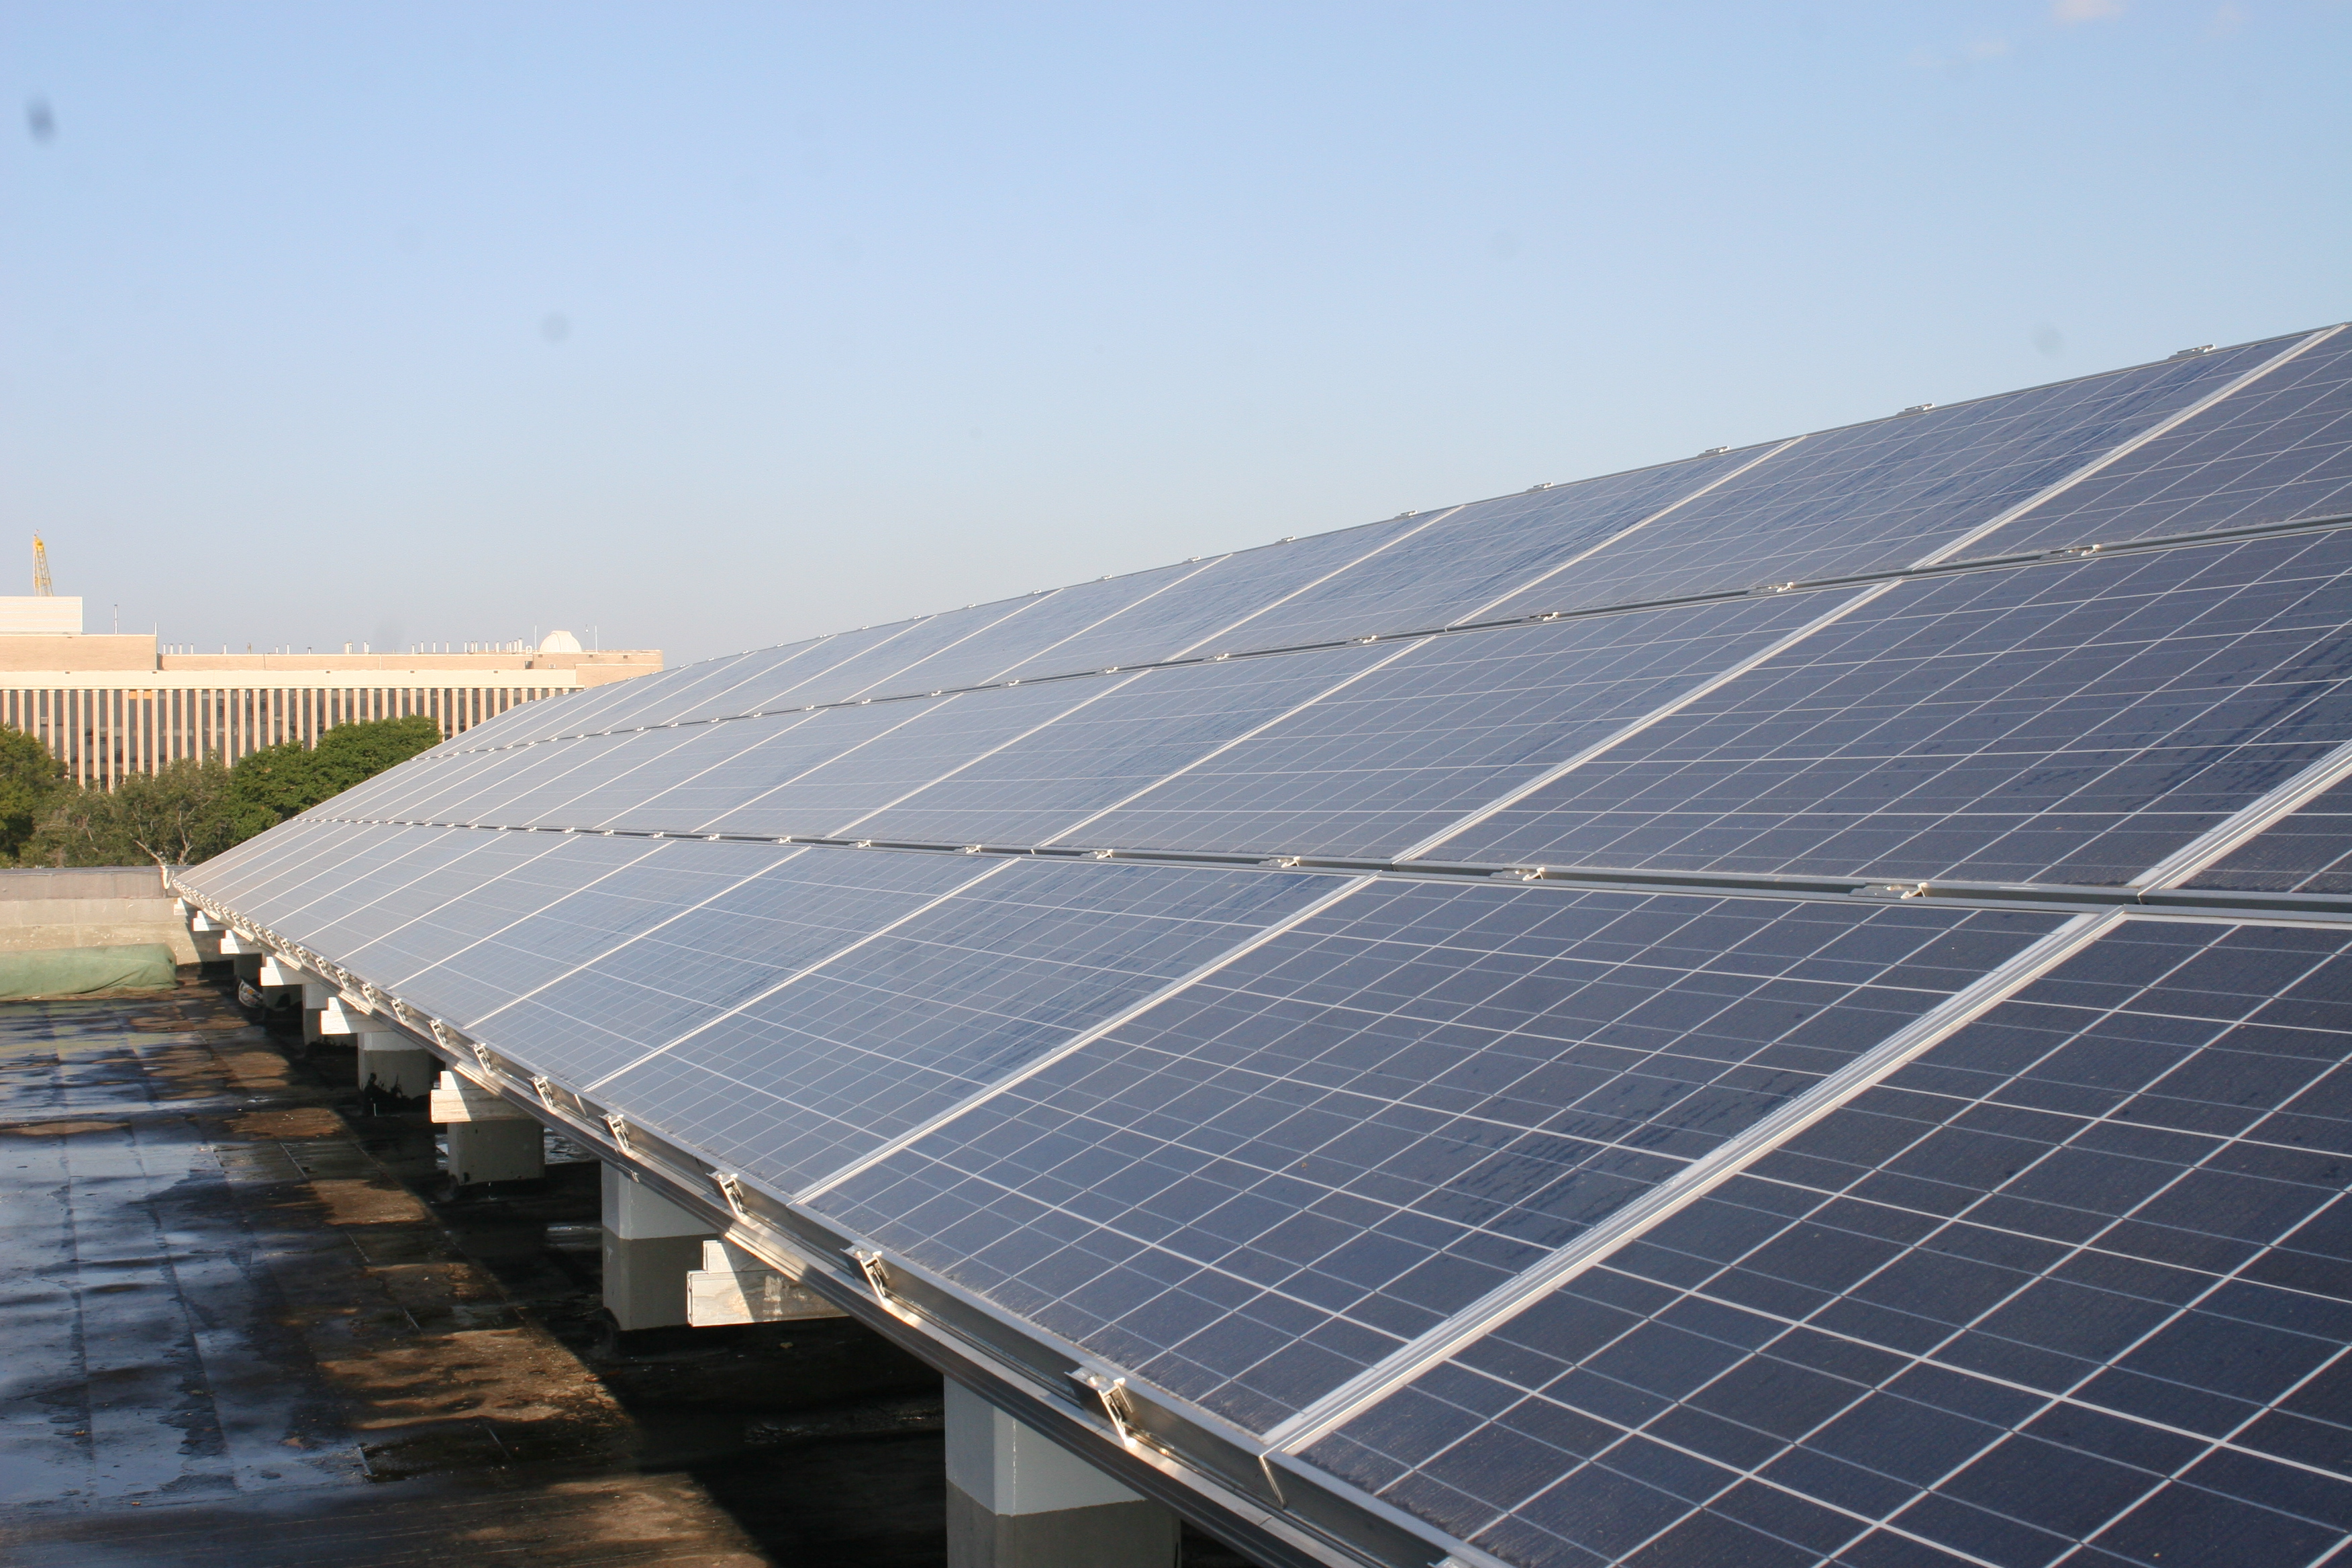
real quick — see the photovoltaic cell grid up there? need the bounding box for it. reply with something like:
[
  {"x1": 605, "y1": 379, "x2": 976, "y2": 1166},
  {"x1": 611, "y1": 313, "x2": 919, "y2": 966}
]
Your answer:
[
  {"x1": 1974, "y1": 326, "x2": 2352, "y2": 558},
  {"x1": 1181, "y1": 445, "x2": 1764, "y2": 656},
  {"x1": 1444, "y1": 528, "x2": 2352, "y2": 886},
  {"x1": 2188, "y1": 773, "x2": 2352, "y2": 895},
  {"x1": 469, "y1": 844, "x2": 999, "y2": 1087},
  {"x1": 820, "y1": 881, "x2": 2061, "y2": 1434},
  {"x1": 584, "y1": 858, "x2": 1338, "y2": 1194},
  {"x1": 1308, "y1": 918, "x2": 2352, "y2": 1568},
  {"x1": 176, "y1": 324, "x2": 2352, "y2": 1568},
  {"x1": 1475, "y1": 338, "x2": 2292, "y2": 624},
  {"x1": 1059, "y1": 591, "x2": 1847, "y2": 862}
]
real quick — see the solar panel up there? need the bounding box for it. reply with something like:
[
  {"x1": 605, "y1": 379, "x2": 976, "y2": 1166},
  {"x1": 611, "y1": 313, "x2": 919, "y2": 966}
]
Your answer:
[
  {"x1": 842, "y1": 643, "x2": 1401, "y2": 848},
  {"x1": 589, "y1": 858, "x2": 1339, "y2": 1191},
  {"x1": 468, "y1": 844, "x2": 996, "y2": 1085},
  {"x1": 1442, "y1": 528, "x2": 2352, "y2": 887},
  {"x1": 1183, "y1": 447, "x2": 1770, "y2": 655},
  {"x1": 1303, "y1": 916, "x2": 2352, "y2": 1568},
  {"x1": 180, "y1": 323, "x2": 2352, "y2": 1568},
  {"x1": 1973, "y1": 326, "x2": 2352, "y2": 556},
  {"x1": 2187, "y1": 773, "x2": 2352, "y2": 895},
  {"x1": 1472, "y1": 334, "x2": 2308, "y2": 621},
  {"x1": 817, "y1": 882, "x2": 2062, "y2": 1434},
  {"x1": 1064, "y1": 593, "x2": 1846, "y2": 861}
]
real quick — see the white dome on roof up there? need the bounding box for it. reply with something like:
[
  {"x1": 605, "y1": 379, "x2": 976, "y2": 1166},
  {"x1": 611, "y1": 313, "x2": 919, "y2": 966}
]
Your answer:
[{"x1": 538, "y1": 629, "x2": 583, "y2": 654}]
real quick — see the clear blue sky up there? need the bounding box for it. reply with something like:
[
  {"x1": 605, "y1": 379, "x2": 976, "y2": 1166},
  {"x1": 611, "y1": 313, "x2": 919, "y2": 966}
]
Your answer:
[{"x1": 5, "y1": 2, "x2": 2347, "y2": 666}]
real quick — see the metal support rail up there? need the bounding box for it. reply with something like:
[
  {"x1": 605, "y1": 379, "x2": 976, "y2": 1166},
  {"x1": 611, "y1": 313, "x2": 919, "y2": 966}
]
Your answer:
[{"x1": 288, "y1": 814, "x2": 2352, "y2": 926}]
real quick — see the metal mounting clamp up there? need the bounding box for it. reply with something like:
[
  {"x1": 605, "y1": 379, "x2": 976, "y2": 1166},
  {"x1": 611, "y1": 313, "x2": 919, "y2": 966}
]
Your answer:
[{"x1": 1071, "y1": 1367, "x2": 1142, "y2": 1449}]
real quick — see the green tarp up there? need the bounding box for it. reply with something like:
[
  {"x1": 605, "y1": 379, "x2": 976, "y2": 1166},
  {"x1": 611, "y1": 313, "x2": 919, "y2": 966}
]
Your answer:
[{"x1": 0, "y1": 944, "x2": 177, "y2": 1000}]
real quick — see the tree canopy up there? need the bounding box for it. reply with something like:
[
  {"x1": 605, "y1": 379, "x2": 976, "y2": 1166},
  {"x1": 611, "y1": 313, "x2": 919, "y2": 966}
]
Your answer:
[
  {"x1": 227, "y1": 714, "x2": 444, "y2": 838},
  {"x1": 0, "y1": 724, "x2": 66, "y2": 862},
  {"x1": 10, "y1": 713, "x2": 446, "y2": 867}
]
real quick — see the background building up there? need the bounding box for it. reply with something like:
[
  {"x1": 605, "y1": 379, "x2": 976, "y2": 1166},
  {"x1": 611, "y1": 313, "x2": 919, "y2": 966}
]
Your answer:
[{"x1": 0, "y1": 596, "x2": 659, "y2": 785}]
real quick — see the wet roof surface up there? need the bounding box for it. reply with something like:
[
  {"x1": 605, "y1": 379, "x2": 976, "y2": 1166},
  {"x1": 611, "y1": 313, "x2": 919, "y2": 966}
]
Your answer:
[{"x1": 0, "y1": 982, "x2": 921, "y2": 1567}]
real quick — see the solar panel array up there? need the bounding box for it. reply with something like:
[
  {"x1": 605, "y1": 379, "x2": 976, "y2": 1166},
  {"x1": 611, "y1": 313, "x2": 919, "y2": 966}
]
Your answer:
[{"x1": 180, "y1": 323, "x2": 2352, "y2": 1568}]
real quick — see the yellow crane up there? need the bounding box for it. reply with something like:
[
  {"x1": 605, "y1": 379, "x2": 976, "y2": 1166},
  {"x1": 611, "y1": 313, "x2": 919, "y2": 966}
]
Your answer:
[{"x1": 32, "y1": 535, "x2": 52, "y2": 596}]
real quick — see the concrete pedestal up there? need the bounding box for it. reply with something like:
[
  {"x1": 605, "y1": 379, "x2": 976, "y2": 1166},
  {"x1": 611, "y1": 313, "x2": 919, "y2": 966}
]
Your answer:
[
  {"x1": 356, "y1": 1032, "x2": 437, "y2": 1107},
  {"x1": 601, "y1": 1165, "x2": 718, "y2": 1331},
  {"x1": 944, "y1": 1381, "x2": 1178, "y2": 1568},
  {"x1": 432, "y1": 1073, "x2": 545, "y2": 1184},
  {"x1": 446, "y1": 1119, "x2": 546, "y2": 1184},
  {"x1": 301, "y1": 981, "x2": 332, "y2": 1045},
  {"x1": 687, "y1": 1238, "x2": 846, "y2": 1325}
]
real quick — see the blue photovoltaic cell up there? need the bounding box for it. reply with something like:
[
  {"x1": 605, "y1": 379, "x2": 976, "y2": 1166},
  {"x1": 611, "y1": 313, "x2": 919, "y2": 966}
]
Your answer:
[
  {"x1": 701, "y1": 601, "x2": 1048, "y2": 716},
  {"x1": 852, "y1": 558, "x2": 1230, "y2": 699},
  {"x1": 1191, "y1": 450, "x2": 1764, "y2": 655},
  {"x1": 318, "y1": 746, "x2": 496, "y2": 823},
  {"x1": 1308, "y1": 917, "x2": 2352, "y2": 1568},
  {"x1": 283, "y1": 828, "x2": 566, "y2": 966},
  {"x1": 333, "y1": 831, "x2": 658, "y2": 990},
  {"x1": 1444, "y1": 530, "x2": 2352, "y2": 887},
  {"x1": 490, "y1": 723, "x2": 791, "y2": 830},
  {"x1": 1070, "y1": 593, "x2": 1849, "y2": 861},
  {"x1": 307, "y1": 731, "x2": 523, "y2": 822},
  {"x1": 410, "y1": 732, "x2": 712, "y2": 826},
  {"x1": 533, "y1": 621, "x2": 941, "y2": 746},
  {"x1": 843, "y1": 644, "x2": 1398, "y2": 848},
  {"x1": 643, "y1": 622, "x2": 955, "y2": 730},
  {"x1": 1475, "y1": 338, "x2": 2295, "y2": 622},
  {"x1": 690, "y1": 680, "x2": 1124, "y2": 839},
  {"x1": 2187, "y1": 773, "x2": 2352, "y2": 895},
  {"x1": 593, "y1": 859, "x2": 1334, "y2": 1195},
  {"x1": 1971, "y1": 327, "x2": 2352, "y2": 558},
  {"x1": 370, "y1": 734, "x2": 615, "y2": 827},
  {"x1": 817, "y1": 880, "x2": 2060, "y2": 1434},
  {"x1": 510, "y1": 709, "x2": 830, "y2": 832},
  {"x1": 181, "y1": 817, "x2": 364, "y2": 912},
  {"x1": 593, "y1": 636, "x2": 840, "y2": 732},
  {"x1": 378, "y1": 836, "x2": 776, "y2": 1030},
  {"x1": 472, "y1": 844, "x2": 999, "y2": 1089},
  {"x1": 219, "y1": 824, "x2": 475, "y2": 935},
  {"x1": 596, "y1": 697, "x2": 952, "y2": 834},
  {"x1": 986, "y1": 515, "x2": 1434, "y2": 685},
  {"x1": 460, "y1": 656, "x2": 719, "y2": 749}
]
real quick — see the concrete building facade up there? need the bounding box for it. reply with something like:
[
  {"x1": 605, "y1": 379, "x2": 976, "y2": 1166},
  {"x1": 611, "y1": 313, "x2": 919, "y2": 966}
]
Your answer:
[{"x1": 0, "y1": 598, "x2": 660, "y2": 785}]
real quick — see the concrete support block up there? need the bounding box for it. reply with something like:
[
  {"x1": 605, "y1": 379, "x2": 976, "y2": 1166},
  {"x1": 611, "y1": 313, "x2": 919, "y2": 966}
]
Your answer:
[
  {"x1": 944, "y1": 1380, "x2": 1177, "y2": 1568},
  {"x1": 437, "y1": 1073, "x2": 544, "y2": 1184},
  {"x1": 256, "y1": 955, "x2": 308, "y2": 987},
  {"x1": 601, "y1": 1164, "x2": 718, "y2": 1331},
  {"x1": 317, "y1": 995, "x2": 370, "y2": 1035},
  {"x1": 357, "y1": 1032, "x2": 437, "y2": 1103},
  {"x1": 428, "y1": 1073, "x2": 532, "y2": 1122},
  {"x1": 216, "y1": 929, "x2": 261, "y2": 955},
  {"x1": 300, "y1": 981, "x2": 333, "y2": 1044},
  {"x1": 446, "y1": 1118, "x2": 545, "y2": 1185},
  {"x1": 687, "y1": 1238, "x2": 846, "y2": 1326}
]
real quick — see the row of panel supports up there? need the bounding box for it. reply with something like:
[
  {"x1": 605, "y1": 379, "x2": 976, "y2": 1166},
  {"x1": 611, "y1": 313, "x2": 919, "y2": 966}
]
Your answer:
[{"x1": 217, "y1": 933, "x2": 1180, "y2": 1566}]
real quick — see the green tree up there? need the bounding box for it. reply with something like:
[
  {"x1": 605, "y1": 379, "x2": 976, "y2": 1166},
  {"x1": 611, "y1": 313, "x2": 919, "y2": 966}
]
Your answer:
[
  {"x1": 0, "y1": 725, "x2": 66, "y2": 863},
  {"x1": 228, "y1": 714, "x2": 442, "y2": 835},
  {"x1": 26, "y1": 755, "x2": 240, "y2": 868},
  {"x1": 24, "y1": 712, "x2": 446, "y2": 869}
]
